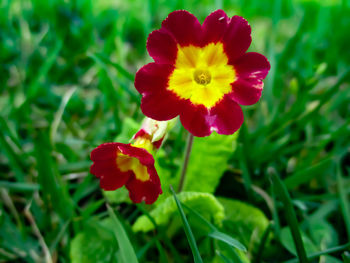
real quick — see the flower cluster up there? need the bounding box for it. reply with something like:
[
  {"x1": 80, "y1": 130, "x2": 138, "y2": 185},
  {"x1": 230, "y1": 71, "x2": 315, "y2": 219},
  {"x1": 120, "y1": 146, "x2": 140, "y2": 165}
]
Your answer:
[{"x1": 91, "y1": 10, "x2": 270, "y2": 204}]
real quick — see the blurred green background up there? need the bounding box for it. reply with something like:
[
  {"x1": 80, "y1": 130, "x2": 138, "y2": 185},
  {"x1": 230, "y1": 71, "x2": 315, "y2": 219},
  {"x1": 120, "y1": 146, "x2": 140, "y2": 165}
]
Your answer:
[{"x1": 0, "y1": 0, "x2": 349, "y2": 262}]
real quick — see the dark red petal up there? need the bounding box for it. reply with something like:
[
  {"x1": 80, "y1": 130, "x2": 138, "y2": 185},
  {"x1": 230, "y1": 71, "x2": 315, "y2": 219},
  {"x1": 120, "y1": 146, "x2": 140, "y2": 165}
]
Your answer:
[
  {"x1": 161, "y1": 10, "x2": 202, "y2": 46},
  {"x1": 126, "y1": 167, "x2": 162, "y2": 204},
  {"x1": 179, "y1": 103, "x2": 212, "y2": 137},
  {"x1": 135, "y1": 63, "x2": 173, "y2": 95},
  {"x1": 90, "y1": 142, "x2": 119, "y2": 161},
  {"x1": 99, "y1": 170, "x2": 131, "y2": 191},
  {"x1": 90, "y1": 144, "x2": 131, "y2": 191},
  {"x1": 210, "y1": 96, "x2": 244, "y2": 135},
  {"x1": 234, "y1": 52, "x2": 271, "y2": 80},
  {"x1": 117, "y1": 144, "x2": 155, "y2": 167},
  {"x1": 147, "y1": 29, "x2": 178, "y2": 64},
  {"x1": 90, "y1": 159, "x2": 117, "y2": 178},
  {"x1": 152, "y1": 137, "x2": 164, "y2": 149},
  {"x1": 202, "y1": 9, "x2": 229, "y2": 45},
  {"x1": 135, "y1": 63, "x2": 181, "y2": 121},
  {"x1": 140, "y1": 91, "x2": 181, "y2": 121},
  {"x1": 133, "y1": 129, "x2": 148, "y2": 140},
  {"x1": 223, "y1": 16, "x2": 252, "y2": 63},
  {"x1": 229, "y1": 78, "x2": 263, "y2": 106}
]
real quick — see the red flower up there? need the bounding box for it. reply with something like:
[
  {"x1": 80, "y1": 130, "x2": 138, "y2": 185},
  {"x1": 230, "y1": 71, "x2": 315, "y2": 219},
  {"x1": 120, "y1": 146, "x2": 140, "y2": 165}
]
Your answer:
[
  {"x1": 135, "y1": 10, "x2": 270, "y2": 137},
  {"x1": 90, "y1": 142, "x2": 162, "y2": 204}
]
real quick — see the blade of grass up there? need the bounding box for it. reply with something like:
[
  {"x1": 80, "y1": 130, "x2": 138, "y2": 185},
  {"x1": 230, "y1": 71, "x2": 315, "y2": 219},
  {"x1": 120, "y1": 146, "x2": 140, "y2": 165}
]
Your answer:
[
  {"x1": 336, "y1": 162, "x2": 350, "y2": 239},
  {"x1": 155, "y1": 240, "x2": 168, "y2": 263},
  {"x1": 252, "y1": 223, "x2": 273, "y2": 263},
  {"x1": 271, "y1": 173, "x2": 308, "y2": 263},
  {"x1": 183, "y1": 203, "x2": 246, "y2": 252},
  {"x1": 0, "y1": 131, "x2": 26, "y2": 180},
  {"x1": 285, "y1": 242, "x2": 350, "y2": 263},
  {"x1": 107, "y1": 204, "x2": 139, "y2": 263},
  {"x1": 50, "y1": 87, "x2": 76, "y2": 144},
  {"x1": 0, "y1": 181, "x2": 39, "y2": 192},
  {"x1": 34, "y1": 129, "x2": 73, "y2": 220},
  {"x1": 284, "y1": 157, "x2": 333, "y2": 189},
  {"x1": 91, "y1": 52, "x2": 134, "y2": 81},
  {"x1": 27, "y1": 39, "x2": 63, "y2": 100},
  {"x1": 170, "y1": 186, "x2": 203, "y2": 263},
  {"x1": 208, "y1": 232, "x2": 246, "y2": 252}
]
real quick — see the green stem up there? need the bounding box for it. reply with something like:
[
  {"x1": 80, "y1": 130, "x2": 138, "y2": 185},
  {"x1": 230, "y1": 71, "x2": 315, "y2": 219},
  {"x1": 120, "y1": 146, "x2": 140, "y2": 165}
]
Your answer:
[
  {"x1": 253, "y1": 223, "x2": 273, "y2": 263},
  {"x1": 178, "y1": 133, "x2": 194, "y2": 192}
]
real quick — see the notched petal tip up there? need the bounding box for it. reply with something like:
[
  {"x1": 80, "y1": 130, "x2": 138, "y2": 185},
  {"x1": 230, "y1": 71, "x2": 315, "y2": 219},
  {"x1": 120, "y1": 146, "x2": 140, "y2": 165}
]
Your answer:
[
  {"x1": 161, "y1": 10, "x2": 202, "y2": 46},
  {"x1": 146, "y1": 29, "x2": 178, "y2": 64}
]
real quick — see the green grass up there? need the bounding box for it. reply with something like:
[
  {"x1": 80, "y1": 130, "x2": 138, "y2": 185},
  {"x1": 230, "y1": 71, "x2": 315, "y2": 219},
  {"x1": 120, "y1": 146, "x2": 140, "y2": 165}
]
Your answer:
[{"x1": 1, "y1": 0, "x2": 350, "y2": 262}]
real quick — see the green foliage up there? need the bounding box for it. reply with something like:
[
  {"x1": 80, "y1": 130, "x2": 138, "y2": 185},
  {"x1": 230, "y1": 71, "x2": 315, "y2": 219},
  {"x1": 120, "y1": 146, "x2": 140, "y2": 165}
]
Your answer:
[
  {"x1": 280, "y1": 227, "x2": 318, "y2": 256},
  {"x1": 70, "y1": 219, "x2": 118, "y2": 263},
  {"x1": 107, "y1": 205, "x2": 139, "y2": 263},
  {"x1": 183, "y1": 132, "x2": 238, "y2": 193},
  {"x1": 133, "y1": 192, "x2": 225, "y2": 233},
  {"x1": 218, "y1": 197, "x2": 269, "y2": 250},
  {"x1": 1, "y1": 0, "x2": 350, "y2": 262},
  {"x1": 171, "y1": 187, "x2": 203, "y2": 263}
]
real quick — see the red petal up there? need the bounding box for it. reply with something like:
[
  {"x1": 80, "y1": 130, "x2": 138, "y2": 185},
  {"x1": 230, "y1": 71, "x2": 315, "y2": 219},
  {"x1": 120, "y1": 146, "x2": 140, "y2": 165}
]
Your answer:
[
  {"x1": 117, "y1": 144, "x2": 155, "y2": 167},
  {"x1": 229, "y1": 79, "x2": 263, "y2": 105},
  {"x1": 135, "y1": 63, "x2": 181, "y2": 120},
  {"x1": 223, "y1": 16, "x2": 252, "y2": 63},
  {"x1": 126, "y1": 167, "x2": 162, "y2": 204},
  {"x1": 179, "y1": 103, "x2": 211, "y2": 137},
  {"x1": 90, "y1": 142, "x2": 118, "y2": 161},
  {"x1": 161, "y1": 10, "x2": 202, "y2": 46},
  {"x1": 135, "y1": 63, "x2": 173, "y2": 95},
  {"x1": 147, "y1": 29, "x2": 178, "y2": 64},
  {"x1": 140, "y1": 91, "x2": 181, "y2": 121},
  {"x1": 210, "y1": 96, "x2": 244, "y2": 135},
  {"x1": 99, "y1": 170, "x2": 131, "y2": 191},
  {"x1": 90, "y1": 143, "x2": 131, "y2": 191},
  {"x1": 234, "y1": 52, "x2": 270, "y2": 80},
  {"x1": 202, "y1": 10, "x2": 229, "y2": 45},
  {"x1": 229, "y1": 53, "x2": 270, "y2": 105}
]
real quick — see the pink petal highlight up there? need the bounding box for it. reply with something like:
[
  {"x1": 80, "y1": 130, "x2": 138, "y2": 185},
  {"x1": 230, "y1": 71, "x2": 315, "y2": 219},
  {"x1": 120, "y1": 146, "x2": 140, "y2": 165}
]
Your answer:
[{"x1": 210, "y1": 96, "x2": 244, "y2": 135}]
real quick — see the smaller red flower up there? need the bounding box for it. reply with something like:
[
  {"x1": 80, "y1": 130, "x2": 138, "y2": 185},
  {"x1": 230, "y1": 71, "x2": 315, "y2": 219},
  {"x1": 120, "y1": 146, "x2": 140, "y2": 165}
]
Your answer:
[{"x1": 90, "y1": 142, "x2": 162, "y2": 204}]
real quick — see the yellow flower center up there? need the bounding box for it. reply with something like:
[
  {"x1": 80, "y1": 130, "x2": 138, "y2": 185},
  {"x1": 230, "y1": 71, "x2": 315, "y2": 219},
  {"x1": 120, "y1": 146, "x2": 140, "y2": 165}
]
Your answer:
[
  {"x1": 116, "y1": 136, "x2": 155, "y2": 182},
  {"x1": 193, "y1": 69, "x2": 211, "y2": 85},
  {"x1": 117, "y1": 153, "x2": 150, "y2": 182},
  {"x1": 167, "y1": 42, "x2": 236, "y2": 108}
]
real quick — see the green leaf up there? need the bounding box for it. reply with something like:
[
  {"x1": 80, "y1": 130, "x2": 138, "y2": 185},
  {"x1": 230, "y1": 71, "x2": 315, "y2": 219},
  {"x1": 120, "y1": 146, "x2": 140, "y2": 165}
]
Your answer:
[
  {"x1": 209, "y1": 231, "x2": 246, "y2": 252},
  {"x1": 133, "y1": 192, "x2": 225, "y2": 233},
  {"x1": 103, "y1": 187, "x2": 130, "y2": 204},
  {"x1": 308, "y1": 219, "x2": 338, "y2": 249},
  {"x1": 70, "y1": 219, "x2": 118, "y2": 263},
  {"x1": 218, "y1": 197, "x2": 269, "y2": 250},
  {"x1": 183, "y1": 132, "x2": 238, "y2": 193},
  {"x1": 271, "y1": 173, "x2": 309, "y2": 263},
  {"x1": 34, "y1": 129, "x2": 73, "y2": 220},
  {"x1": 107, "y1": 205, "x2": 139, "y2": 263},
  {"x1": 183, "y1": 204, "x2": 246, "y2": 252},
  {"x1": 280, "y1": 227, "x2": 318, "y2": 256},
  {"x1": 114, "y1": 117, "x2": 140, "y2": 144},
  {"x1": 171, "y1": 187, "x2": 203, "y2": 263}
]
